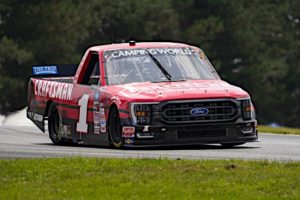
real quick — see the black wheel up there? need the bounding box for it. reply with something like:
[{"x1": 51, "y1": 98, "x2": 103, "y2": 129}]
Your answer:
[
  {"x1": 221, "y1": 142, "x2": 245, "y2": 148},
  {"x1": 108, "y1": 106, "x2": 123, "y2": 148},
  {"x1": 48, "y1": 103, "x2": 64, "y2": 145}
]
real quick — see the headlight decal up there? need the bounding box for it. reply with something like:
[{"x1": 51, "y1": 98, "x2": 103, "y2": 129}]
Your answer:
[
  {"x1": 130, "y1": 103, "x2": 159, "y2": 125},
  {"x1": 134, "y1": 104, "x2": 152, "y2": 125},
  {"x1": 241, "y1": 99, "x2": 252, "y2": 120}
]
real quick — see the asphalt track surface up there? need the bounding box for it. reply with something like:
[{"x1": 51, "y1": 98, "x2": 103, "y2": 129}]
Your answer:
[{"x1": 0, "y1": 126, "x2": 300, "y2": 161}]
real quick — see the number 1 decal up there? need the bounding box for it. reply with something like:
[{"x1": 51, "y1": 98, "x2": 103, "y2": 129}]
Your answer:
[{"x1": 76, "y1": 94, "x2": 89, "y2": 133}]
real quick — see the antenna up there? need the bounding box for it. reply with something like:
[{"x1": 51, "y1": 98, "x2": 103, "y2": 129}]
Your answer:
[{"x1": 129, "y1": 40, "x2": 136, "y2": 46}]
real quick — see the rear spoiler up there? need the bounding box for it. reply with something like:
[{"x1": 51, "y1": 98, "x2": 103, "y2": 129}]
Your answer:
[{"x1": 31, "y1": 64, "x2": 78, "y2": 77}]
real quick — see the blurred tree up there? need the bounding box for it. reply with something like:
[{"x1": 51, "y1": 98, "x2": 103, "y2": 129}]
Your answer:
[
  {"x1": 282, "y1": 0, "x2": 300, "y2": 127},
  {"x1": 0, "y1": 0, "x2": 93, "y2": 114},
  {"x1": 0, "y1": 37, "x2": 33, "y2": 113},
  {"x1": 83, "y1": 0, "x2": 180, "y2": 46}
]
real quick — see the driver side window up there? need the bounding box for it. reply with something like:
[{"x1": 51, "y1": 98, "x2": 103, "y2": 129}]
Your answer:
[{"x1": 81, "y1": 53, "x2": 100, "y2": 85}]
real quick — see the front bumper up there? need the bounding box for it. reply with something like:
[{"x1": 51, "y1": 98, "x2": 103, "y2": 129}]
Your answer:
[{"x1": 122, "y1": 120, "x2": 258, "y2": 146}]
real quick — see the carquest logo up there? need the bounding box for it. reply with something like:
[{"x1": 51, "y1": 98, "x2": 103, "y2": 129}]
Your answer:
[{"x1": 190, "y1": 107, "x2": 209, "y2": 116}]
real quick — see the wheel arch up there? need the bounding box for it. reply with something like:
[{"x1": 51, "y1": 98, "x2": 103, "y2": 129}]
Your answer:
[{"x1": 108, "y1": 102, "x2": 118, "y2": 116}]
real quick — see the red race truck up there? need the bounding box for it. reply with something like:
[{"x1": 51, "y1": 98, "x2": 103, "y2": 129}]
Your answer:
[{"x1": 27, "y1": 41, "x2": 258, "y2": 148}]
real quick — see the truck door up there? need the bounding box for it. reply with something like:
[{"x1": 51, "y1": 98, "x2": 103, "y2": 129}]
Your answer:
[{"x1": 66, "y1": 52, "x2": 102, "y2": 136}]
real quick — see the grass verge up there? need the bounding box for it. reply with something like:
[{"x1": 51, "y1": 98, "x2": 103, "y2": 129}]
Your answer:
[
  {"x1": 0, "y1": 157, "x2": 299, "y2": 200},
  {"x1": 258, "y1": 125, "x2": 300, "y2": 135}
]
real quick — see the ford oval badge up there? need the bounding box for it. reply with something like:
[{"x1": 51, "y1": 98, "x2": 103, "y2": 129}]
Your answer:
[{"x1": 190, "y1": 107, "x2": 209, "y2": 116}]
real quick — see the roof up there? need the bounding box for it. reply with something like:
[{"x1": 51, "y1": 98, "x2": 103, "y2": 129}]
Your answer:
[{"x1": 88, "y1": 42, "x2": 198, "y2": 52}]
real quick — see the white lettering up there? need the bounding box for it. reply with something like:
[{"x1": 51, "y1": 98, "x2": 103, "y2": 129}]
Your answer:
[
  {"x1": 156, "y1": 49, "x2": 167, "y2": 54},
  {"x1": 167, "y1": 49, "x2": 175, "y2": 54},
  {"x1": 124, "y1": 50, "x2": 135, "y2": 56},
  {"x1": 34, "y1": 80, "x2": 39, "y2": 95},
  {"x1": 34, "y1": 80, "x2": 73, "y2": 101},
  {"x1": 107, "y1": 48, "x2": 194, "y2": 59},
  {"x1": 118, "y1": 51, "x2": 125, "y2": 57},
  {"x1": 48, "y1": 81, "x2": 55, "y2": 97},
  {"x1": 61, "y1": 84, "x2": 68, "y2": 100},
  {"x1": 45, "y1": 81, "x2": 50, "y2": 97},
  {"x1": 149, "y1": 49, "x2": 157, "y2": 54},
  {"x1": 38, "y1": 80, "x2": 43, "y2": 96},
  {"x1": 55, "y1": 83, "x2": 63, "y2": 99},
  {"x1": 51, "y1": 82, "x2": 58, "y2": 98},
  {"x1": 67, "y1": 85, "x2": 73, "y2": 100},
  {"x1": 41, "y1": 81, "x2": 47, "y2": 96}
]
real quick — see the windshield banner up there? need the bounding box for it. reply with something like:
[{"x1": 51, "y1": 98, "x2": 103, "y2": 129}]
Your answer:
[{"x1": 104, "y1": 48, "x2": 195, "y2": 61}]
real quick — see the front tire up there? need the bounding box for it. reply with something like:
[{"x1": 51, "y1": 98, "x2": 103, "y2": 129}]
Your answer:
[
  {"x1": 108, "y1": 107, "x2": 123, "y2": 148},
  {"x1": 48, "y1": 103, "x2": 64, "y2": 145}
]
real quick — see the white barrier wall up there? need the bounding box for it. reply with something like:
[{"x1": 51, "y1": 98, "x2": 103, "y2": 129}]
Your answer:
[{"x1": 1, "y1": 108, "x2": 34, "y2": 126}]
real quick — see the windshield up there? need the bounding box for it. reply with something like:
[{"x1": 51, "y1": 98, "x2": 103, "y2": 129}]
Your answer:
[{"x1": 104, "y1": 47, "x2": 219, "y2": 85}]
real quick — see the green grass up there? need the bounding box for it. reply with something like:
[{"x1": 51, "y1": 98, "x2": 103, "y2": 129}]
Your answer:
[
  {"x1": 0, "y1": 158, "x2": 299, "y2": 200},
  {"x1": 258, "y1": 125, "x2": 300, "y2": 135}
]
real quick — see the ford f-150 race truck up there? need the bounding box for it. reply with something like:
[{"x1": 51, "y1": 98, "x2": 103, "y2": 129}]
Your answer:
[{"x1": 27, "y1": 41, "x2": 258, "y2": 148}]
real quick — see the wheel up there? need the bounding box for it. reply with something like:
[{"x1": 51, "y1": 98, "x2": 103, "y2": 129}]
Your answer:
[
  {"x1": 221, "y1": 142, "x2": 245, "y2": 148},
  {"x1": 48, "y1": 103, "x2": 64, "y2": 145},
  {"x1": 108, "y1": 106, "x2": 123, "y2": 148}
]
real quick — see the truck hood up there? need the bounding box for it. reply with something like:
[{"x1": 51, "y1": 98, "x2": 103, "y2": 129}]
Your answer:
[{"x1": 108, "y1": 80, "x2": 249, "y2": 102}]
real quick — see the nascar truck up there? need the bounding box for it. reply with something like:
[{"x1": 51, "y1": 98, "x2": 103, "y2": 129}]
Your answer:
[{"x1": 27, "y1": 41, "x2": 258, "y2": 148}]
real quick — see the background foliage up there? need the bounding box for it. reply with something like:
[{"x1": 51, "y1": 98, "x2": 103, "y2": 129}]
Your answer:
[{"x1": 0, "y1": 0, "x2": 299, "y2": 127}]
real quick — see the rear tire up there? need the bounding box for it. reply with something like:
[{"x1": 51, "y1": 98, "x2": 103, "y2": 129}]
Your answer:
[
  {"x1": 221, "y1": 142, "x2": 245, "y2": 148},
  {"x1": 108, "y1": 106, "x2": 123, "y2": 148},
  {"x1": 48, "y1": 103, "x2": 64, "y2": 145}
]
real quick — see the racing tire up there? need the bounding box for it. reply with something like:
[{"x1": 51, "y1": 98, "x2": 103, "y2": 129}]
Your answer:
[
  {"x1": 221, "y1": 142, "x2": 245, "y2": 148},
  {"x1": 108, "y1": 106, "x2": 123, "y2": 148},
  {"x1": 48, "y1": 103, "x2": 64, "y2": 145}
]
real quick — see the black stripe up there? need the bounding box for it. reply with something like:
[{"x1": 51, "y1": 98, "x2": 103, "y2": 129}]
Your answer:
[
  {"x1": 60, "y1": 103, "x2": 93, "y2": 111},
  {"x1": 119, "y1": 109, "x2": 130, "y2": 114},
  {"x1": 60, "y1": 104, "x2": 78, "y2": 109}
]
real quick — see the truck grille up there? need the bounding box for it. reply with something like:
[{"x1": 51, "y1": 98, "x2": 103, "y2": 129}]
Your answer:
[{"x1": 161, "y1": 100, "x2": 237, "y2": 123}]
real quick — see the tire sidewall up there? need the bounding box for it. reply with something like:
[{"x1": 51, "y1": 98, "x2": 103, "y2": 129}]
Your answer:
[
  {"x1": 108, "y1": 107, "x2": 123, "y2": 148},
  {"x1": 48, "y1": 103, "x2": 62, "y2": 145}
]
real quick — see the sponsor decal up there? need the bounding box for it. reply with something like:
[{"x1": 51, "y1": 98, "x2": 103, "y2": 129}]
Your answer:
[
  {"x1": 33, "y1": 113, "x2": 43, "y2": 122},
  {"x1": 27, "y1": 111, "x2": 33, "y2": 118},
  {"x1": 32, "y1": 65, "x2": 58, "y2": 75},
  {"x1": 100, "y1": 108, "x2": 105, "y2": 115},
  {"x1": 100, "y1": 119, "x2": 106, "y2": 126},
  {"x1": 27, "y1": 111, "x2": 43, "y2": 122},
  {"x1": 34, "y1": 80, "x2": 73, "y2": 101},
  {"x1": 105, "y1": 48, "x2": 194, "y2": 61},
  {"x1": 94, "y1": 91, "x2": 100, "y2": 102},
  {"x1": 99, "y1": 103, "x2": 106, "y2": 133},
  {"x1": 93, "y1": 113, "x2": 100, "y2": 134},
  {"x1": 124, "y1": 138, "x2": 134, "y2": 144},
  {"x1": 136, "y1": 132, "x2": 155, "y2": 138},
  {"x1": 122, "y1": 126, "x2": 135, "y2": 138},
  {"x1": 99, "y1": 118, "x2": 106, "y2": 133},
  {"x1": 94, "y1": 126, "x2": 100, "y2": 135},
  {"x1": 100, "y1": 126, "x2": 106, "y2": 133},
  {"x1": 199, "y1": 51, "x2": 207, "y2": 59},
  {"x1": 143, "y1": 125, "x2": 149, "y2": 132},
  {"x1": 190, "y1": 107, "x2": 209, "y2": 116},
  {"x1": 93, "y1": 91, "x2": 101, "y2": 134}
]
